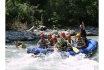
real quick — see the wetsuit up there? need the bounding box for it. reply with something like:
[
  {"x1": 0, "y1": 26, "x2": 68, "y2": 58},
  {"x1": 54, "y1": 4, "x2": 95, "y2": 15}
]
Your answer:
[
  {"x1": 81, "y1": 29, "x2": 87, "y2": 43},
  {"x1": 48, "y1": 39, "x2": 54, "y2": 48}
]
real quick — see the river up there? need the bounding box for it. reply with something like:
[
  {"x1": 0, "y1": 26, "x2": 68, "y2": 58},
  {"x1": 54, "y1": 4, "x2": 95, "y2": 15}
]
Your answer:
[{"x1": 5, "y1": 36, "x2": 98, "y2": 70}]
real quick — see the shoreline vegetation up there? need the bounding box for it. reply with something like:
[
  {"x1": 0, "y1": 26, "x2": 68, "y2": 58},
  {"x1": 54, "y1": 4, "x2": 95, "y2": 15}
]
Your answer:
[
  {"x1": 6, "y1": 0, "x2": 98, "y2": 43},
  {"x1": 6, "y1": 0, "x2": 98, "y2": 29}
]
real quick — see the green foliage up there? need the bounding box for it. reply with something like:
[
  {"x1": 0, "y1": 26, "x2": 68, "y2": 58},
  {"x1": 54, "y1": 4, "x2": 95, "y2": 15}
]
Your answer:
[{"x1": 6, "y1": 0, "x2": 98, "y2": 30}]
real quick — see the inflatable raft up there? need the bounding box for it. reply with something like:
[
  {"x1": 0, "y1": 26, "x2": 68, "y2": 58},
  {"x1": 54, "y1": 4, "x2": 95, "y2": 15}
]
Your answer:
[{"x1": 27, "y1": 39, "x2": 98, "y2": 56}]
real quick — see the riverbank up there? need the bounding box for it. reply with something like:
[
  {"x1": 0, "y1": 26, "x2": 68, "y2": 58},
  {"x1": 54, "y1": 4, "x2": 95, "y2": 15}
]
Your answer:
[{"x1": 6, "y1": 26, "x2": 98, "y2": 43}]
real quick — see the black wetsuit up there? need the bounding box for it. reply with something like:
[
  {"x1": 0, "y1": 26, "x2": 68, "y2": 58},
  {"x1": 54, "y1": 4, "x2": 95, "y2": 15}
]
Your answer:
[
  {"x1": 48, "y1": 39, "x2": 54, "y2": 48},
  {"x1": 81, "y1": 29, "x2": 87, "y2": 43},
  {"x1": 81, "y1": 29, "x2": 86, "y2": 37}
]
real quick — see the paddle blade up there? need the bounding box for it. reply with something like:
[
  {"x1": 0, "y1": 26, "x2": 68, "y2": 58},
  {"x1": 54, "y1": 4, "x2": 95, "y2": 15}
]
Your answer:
[{"x1": 72, "y1": 47, "x2": 79, "y2": 53}]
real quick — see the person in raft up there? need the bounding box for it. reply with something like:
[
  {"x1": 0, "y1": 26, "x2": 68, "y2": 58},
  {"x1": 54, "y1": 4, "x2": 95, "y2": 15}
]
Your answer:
[
  {"x1": 59, "y1": 31, "x2": 67, "y2": 42},
  {"x1": 46, "y1": 33, "x2": 53, "y2": 48},
  {"x1": 65, "y1": 34, "x2": 74, "y2": 49},
  {"x1": 75, "y1": 33, "x2": 86, "y2": 48},
  {"x1": 37, "y1": 33, "x2": 49, "y2": 49},
  {"x1": 46, "y1": 36, "x2": 58, "y2": 51},
  {"x1": 53, "y1": 32, "x2": 68, "y2": 52},
  {"x1": 14, "y1": 40, "x2": 27, "y2": 48},
  {"x1": 79, "y1": 21, "x2": 87, "y2": 42}
]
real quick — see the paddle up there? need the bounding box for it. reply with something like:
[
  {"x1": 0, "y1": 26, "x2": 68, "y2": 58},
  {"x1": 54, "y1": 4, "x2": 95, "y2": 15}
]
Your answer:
[
  {"x1": 70, "y1": 45, "x2": 79, "y2": 53},
  {"x1": 67, "y1": 40, "x2": 79, "y2": 53}
]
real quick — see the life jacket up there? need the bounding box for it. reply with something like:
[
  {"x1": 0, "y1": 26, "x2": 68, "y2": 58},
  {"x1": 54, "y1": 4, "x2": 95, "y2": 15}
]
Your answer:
[
  {"x1": 58, "y1": 38, "x2": 68, "y2": 51},
  {"x1": 60, "y1": 36, "x2": 67, "y2": 43},
  {"x1": 21, "y1": 43, "x2": 26, "y2": 48},
  {"x1": 61, "y1": 42, "x2": 68, "y2": 51},
  {"x1": 47, "y1": 39, "x2": 55, "y2": 48},
  {"x1": 39, "y1": 39, "x2": 48, "y2": 49},
  {"x1": 76, "y1": 37, "x2": 84, "y2": 46}
]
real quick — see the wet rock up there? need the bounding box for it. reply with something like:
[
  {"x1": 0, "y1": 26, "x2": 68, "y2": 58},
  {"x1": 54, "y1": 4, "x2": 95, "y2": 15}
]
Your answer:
[
  {"x1": 6, "y1": 39, "x2": 11, "y2": 43},
  {"x1": 26, "y1": 25, "x2": 37, "y2": 32},
  {"x1": 51, "y1": 30, "x2": 58, "y2": 35},
  {"x1": 38, "y1": 26, "x2": 47, "y2": 31},
  {"x1": 6, "y1": 31, "x2": 37, "y2": 42},
  {"x1": 6, "y1": 26, "x2": 98, "y2": 43},
  {"x1": 70, "y1": 30, "x2": 76, "y2": 35}
]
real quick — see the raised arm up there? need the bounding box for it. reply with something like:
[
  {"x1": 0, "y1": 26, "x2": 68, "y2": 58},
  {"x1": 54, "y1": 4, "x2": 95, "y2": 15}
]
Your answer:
[{"x1": 82, "y1": 21, "x2": 85, "y2": 30}]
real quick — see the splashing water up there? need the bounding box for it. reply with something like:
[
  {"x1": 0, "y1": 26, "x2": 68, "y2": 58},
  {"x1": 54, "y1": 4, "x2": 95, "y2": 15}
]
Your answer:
[{"x1": 6, "y1": 46, "x2": 98, "y2": 70}]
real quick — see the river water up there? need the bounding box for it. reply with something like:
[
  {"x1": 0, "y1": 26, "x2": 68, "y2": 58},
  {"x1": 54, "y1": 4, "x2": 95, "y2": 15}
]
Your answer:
[{"x1": 5, "y1": 36, "x2": 98, "y2": 70}]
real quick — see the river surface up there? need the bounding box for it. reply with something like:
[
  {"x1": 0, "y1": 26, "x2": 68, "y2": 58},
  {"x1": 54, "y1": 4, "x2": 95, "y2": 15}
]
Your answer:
[{"x1": 5, "y1": 36, "x2": 98, "y2": 70}]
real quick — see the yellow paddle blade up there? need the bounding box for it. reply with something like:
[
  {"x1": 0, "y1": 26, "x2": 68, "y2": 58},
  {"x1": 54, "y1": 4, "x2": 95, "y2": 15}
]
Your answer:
[{"x1": 72, "y1": 46, "x2": 79, "y2": 53}]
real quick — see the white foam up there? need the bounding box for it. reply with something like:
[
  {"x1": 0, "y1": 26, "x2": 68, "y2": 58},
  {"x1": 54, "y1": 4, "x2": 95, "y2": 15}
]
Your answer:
[{"x1": 6, "y1": 46, "x2": 98, "y2": 70}]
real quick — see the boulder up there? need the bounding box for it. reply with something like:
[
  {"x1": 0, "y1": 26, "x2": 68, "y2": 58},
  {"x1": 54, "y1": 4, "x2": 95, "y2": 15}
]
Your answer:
[
  {"x1": 38, "y1": 26, "x2": 47, "y2": 31},
  {"x1": 6, "y1": 31, "x2": 37, "y2": 42}
]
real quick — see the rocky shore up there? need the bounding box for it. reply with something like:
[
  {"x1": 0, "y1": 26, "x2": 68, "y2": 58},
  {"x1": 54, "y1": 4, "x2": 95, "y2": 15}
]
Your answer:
[{"x1": 6, "y1": 26, "x2": 98, "y2": 43}]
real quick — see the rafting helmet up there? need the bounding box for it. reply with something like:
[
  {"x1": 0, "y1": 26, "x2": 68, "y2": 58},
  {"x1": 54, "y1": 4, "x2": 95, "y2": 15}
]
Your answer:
[
  {"x1": 51, "y1": 36, "x2": 57, "y2": 41},
  {"x1": 47, "y1": 33, "x2": 52, "y2": 37},
  {"x1": 76, "y1": 33, "x2": 81, "y2": 37},
  {"x1": 66, "y1": 34, "x2": 71, "y2": 39},
  {"x1": 61, "y1": 32, "x2": 65, "y2": 36},
  {"x1": 40, "y1": 34, "x2": 44, "y2": 38}
]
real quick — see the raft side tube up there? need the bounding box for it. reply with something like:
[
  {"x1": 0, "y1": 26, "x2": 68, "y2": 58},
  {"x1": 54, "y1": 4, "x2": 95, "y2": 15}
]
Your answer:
[
  {"x1": 27, "y1": 47, "x2": 34, "y2": 53},
  {"x1": 85, "y1": 40, "x2": 98, "y2": 52}
]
